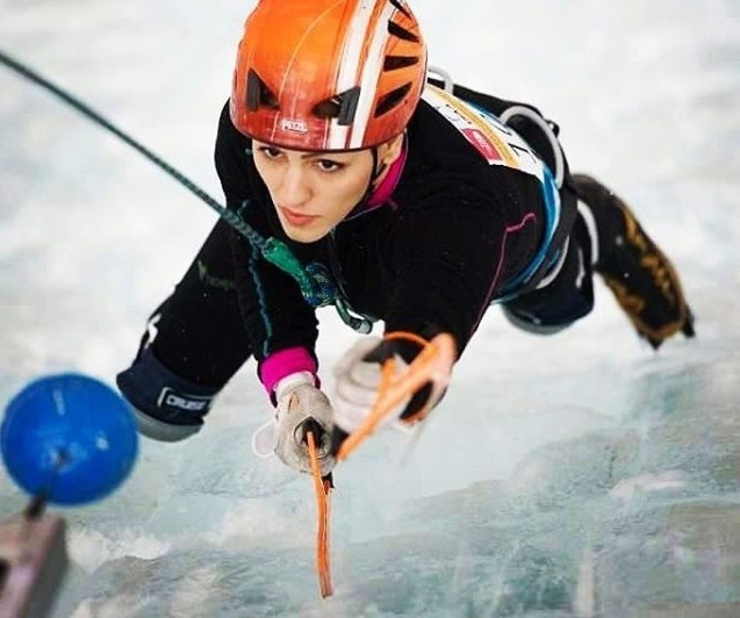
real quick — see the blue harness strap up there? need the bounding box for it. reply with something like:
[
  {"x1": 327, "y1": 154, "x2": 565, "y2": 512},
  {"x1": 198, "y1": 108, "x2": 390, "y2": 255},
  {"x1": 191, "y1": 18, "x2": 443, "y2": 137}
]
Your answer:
[
  {"x1": 422, "y1": 84, "x2": 577, "y2": 304},
  {"x1": 495, "y1": 165, "x2": 563, "y2": 301}
]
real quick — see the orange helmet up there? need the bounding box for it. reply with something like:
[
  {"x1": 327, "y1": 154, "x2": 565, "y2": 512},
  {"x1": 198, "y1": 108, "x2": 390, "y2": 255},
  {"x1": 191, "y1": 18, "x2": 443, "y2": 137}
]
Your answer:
[{"x1": 230, "y1": 0, "x2": 427, "y2": 151}]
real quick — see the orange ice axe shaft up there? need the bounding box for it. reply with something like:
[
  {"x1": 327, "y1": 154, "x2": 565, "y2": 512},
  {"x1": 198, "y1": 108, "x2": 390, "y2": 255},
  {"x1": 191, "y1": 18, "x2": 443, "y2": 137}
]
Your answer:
[{"x1": 306, "y1": 431, "x2": 333, "y2": 598}]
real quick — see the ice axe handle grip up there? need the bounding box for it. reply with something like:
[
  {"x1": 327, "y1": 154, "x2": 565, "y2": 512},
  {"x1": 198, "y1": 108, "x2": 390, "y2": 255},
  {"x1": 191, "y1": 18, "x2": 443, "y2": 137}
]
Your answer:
[{"x1": 329, "y1": 427, "x2": 349, "y2": 457}]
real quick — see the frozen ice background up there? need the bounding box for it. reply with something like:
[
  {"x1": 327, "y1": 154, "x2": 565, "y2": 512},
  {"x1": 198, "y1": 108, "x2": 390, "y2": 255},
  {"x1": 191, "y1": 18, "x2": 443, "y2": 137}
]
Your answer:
[{"x1": 1, "y1": 0, "x2": 739, "y2": 616}]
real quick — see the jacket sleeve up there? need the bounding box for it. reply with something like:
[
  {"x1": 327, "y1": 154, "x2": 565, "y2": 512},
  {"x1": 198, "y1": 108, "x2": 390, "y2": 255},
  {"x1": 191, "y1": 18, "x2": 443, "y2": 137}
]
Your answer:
[{"x1": 213, "y1": 102, "x2": 319, "y2": 368}]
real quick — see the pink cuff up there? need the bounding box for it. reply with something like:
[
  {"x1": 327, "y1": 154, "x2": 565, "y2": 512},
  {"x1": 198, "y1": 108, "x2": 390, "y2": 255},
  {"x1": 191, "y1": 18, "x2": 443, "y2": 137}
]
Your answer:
[{"x1": 259, "y1": 346, "x2": 318, "y2": 397}]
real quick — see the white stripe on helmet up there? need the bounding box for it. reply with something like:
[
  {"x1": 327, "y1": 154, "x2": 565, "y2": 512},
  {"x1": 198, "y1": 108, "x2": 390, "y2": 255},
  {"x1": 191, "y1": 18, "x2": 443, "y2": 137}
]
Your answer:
[
  {"x1": 326, "y1": 0, "x2": 396, "y2": 150},
  {"x1": 349, "y1": 0, "x2": 395, "y2": 149},
  {"x1": 328, "y1": 0, "x2": 378, "y2": 149}
]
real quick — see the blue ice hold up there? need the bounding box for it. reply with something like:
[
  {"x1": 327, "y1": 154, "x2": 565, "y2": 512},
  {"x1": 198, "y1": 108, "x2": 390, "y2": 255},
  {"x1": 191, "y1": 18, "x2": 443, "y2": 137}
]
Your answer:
[{"x1": 1, "y1": 373, "x2": 138, "y2": 505}]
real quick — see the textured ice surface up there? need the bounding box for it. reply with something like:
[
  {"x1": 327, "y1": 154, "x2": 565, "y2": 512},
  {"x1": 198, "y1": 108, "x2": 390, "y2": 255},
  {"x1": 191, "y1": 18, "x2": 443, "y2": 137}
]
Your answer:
[{"x1": 1, "y1": 1, "x2": 739, "y2": 616}]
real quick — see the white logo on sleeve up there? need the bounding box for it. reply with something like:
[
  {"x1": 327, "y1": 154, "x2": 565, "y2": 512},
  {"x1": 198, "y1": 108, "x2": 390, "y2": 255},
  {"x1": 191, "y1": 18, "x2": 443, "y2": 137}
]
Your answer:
[{"x1": 157, "y1": 387, "x2": 212, "y2": 413}]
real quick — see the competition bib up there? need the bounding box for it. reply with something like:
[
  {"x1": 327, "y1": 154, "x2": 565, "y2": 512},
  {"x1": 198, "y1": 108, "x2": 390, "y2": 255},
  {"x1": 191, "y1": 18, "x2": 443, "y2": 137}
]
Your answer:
[{"x1": 422, "y1": 85, "x2": 547, "y2": 183}]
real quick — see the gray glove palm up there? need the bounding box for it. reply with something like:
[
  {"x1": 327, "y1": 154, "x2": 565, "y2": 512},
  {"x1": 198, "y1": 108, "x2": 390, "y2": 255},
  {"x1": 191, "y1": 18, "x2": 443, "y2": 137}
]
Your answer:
[{"x1": 264, "y1": 372, "x2": 336, "y2": 476}]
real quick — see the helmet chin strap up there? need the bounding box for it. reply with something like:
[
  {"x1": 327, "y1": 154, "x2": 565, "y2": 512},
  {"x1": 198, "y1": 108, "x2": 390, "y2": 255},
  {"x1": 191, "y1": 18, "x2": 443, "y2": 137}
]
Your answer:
[
  {"x1": 372, "y1": 147, "x2": 387, "y2": 180},
  {"x1": 342, "y1": 147, "x2": 386, "y2": 220},
  {"x1": 343, "y1": 131, "x2": 408, "y2": 221},
  {"x1": 367, "y1": 146, "x2": 387, "y2": 197}
]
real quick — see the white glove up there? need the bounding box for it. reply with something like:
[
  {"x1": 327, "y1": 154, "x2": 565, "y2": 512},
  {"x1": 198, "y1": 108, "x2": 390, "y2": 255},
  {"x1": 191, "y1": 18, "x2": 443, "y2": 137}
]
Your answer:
[
  {"x1": 252, "y1": 372, "x2": 336, "y2": 476},
  {"x1": 332, "y1": 337, "x2": 410, "y2": 434}
]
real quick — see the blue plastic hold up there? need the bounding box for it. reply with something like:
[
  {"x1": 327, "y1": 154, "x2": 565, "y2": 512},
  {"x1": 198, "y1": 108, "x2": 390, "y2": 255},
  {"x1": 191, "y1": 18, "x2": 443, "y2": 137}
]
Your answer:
[{"x1": 1, "y1": 373, "x2": 138, "y2": 506}]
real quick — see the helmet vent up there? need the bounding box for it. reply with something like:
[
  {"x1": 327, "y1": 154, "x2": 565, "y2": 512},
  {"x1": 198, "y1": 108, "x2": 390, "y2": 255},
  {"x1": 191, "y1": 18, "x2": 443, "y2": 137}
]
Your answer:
[
  {"x1": 312, "y1": 87, "x2": 361, "y2": 125},
  {"x1": 374, "y1": 83, "x2": 412, "y2": 117},
  {"x1": 384, "y1": 55, "x2": 419, "y2": 71},
  {"x1": 387, "y1": 21, "x2": 419, "y2": 43},
  {"x1": 246, "y1": 69, "x2": 279, "y2": 112},
  {"x1": 388, "y1": 0, "x2": 412, "y2": 19}
]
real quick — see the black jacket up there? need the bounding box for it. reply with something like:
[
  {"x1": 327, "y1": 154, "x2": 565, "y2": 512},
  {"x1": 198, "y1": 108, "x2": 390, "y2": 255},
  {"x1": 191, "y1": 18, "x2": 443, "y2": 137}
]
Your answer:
[{"x1": 214, "y1": 85, "x2": 556, "y2": 368}]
